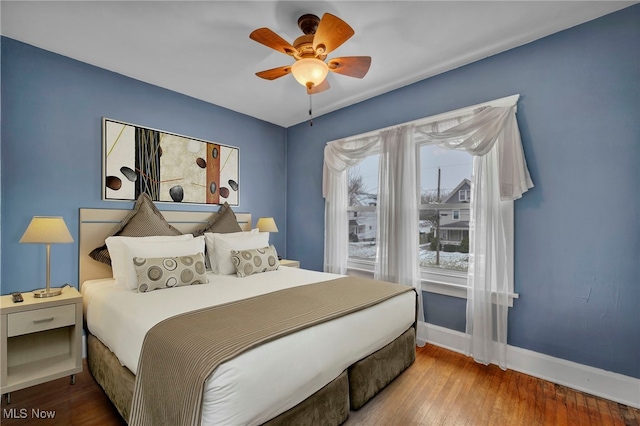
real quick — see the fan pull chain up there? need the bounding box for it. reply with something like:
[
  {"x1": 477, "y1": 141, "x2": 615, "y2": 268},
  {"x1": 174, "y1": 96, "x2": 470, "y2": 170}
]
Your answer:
[{"x1": 308, "y1": 94, "x2": 313, "y2": 126}]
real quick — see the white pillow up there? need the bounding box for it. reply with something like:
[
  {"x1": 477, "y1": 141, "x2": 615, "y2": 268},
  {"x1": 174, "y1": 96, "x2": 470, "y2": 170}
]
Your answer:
[
  {"x1": 206, "y1": 231, "x2": 269, "y2": 275},
  {"x1": 203, "y1": 229, "x2": 259, "y2": 272},
  {"x1": 117, "y1": 236, "x2": 205, "y2": 290},
  {"x1": 106, "y1": 234, "x2": 193, "y2": 283}
]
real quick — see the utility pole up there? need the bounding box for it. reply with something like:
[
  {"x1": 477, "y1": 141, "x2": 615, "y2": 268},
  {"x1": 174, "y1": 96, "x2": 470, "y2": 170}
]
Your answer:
[{"x1": 435, "y1": 167, "x2": 441, "y2": 266}]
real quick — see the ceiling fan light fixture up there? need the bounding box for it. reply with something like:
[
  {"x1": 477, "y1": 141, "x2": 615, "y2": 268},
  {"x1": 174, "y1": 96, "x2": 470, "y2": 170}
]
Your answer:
[{"x1": 291, "y1": 58, "x2": 329, "y2": 89}]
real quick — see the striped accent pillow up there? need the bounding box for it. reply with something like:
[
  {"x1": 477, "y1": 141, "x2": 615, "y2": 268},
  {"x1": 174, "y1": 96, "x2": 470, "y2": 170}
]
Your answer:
[
  {"x1": 89, "y1": 193, "x2": 183, "y2": 265},
  {"x1": 193, "y1": 202, "x2": 242, "y2": 236}
]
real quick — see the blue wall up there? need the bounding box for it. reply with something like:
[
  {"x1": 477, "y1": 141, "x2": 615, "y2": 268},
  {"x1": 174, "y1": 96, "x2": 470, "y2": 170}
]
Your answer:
[
  {"x1": 1, "y1": 37, "x2": 287, "y2": 295},
  {"x1": 286, "y1": 6, "x2": 639, "y2": 378}
]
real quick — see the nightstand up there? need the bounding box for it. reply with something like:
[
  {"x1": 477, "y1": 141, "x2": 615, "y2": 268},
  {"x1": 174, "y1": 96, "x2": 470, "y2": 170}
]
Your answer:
[
  {"x1": 1, "y1": 286, "x2": 82, "y2": 403},
  {"x1": 279, "y1": 259, "x2": 300, "y2": 268}
]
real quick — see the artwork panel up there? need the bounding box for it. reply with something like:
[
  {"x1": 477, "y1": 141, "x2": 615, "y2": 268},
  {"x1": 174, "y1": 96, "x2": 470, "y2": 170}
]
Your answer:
[
  {"x1": 159, "y1": 134, "x2": 207, "y2": 204},
  {"x1": 206, "y1": 144, "x2": 221, "y2": 205},
  {"x1": 136, "y1": 128, "x2": 162, "y2": 201},
  {"x1": 219, "y1": 146, "x2": 239, "y2": 206},
  {"x1": 104, "y1": 121, "x2": 136, "y2": 200}
]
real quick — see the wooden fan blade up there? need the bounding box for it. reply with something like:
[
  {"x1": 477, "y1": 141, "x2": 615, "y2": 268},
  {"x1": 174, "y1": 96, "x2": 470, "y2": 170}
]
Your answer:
[
  {"x1": 313, "y1": 13, "x2": 354, "y2": 55},
  {"x1": 250, "y1": 28, "x2": 297, "y2": 56},
  {"x1": 328, "y1": 56, "x2": 371, "y2": 78},
  {"x1": 255, "y1": 65, "x2": 292, "y2": 80},
  {"x1": 307, "y1": 79, "x2": 331, "y2": 95}
]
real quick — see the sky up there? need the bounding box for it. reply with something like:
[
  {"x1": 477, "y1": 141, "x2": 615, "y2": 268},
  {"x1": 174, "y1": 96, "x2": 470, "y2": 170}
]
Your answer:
[{"x1": 351, "y1": 145, "x2": 472, "y2": 197}]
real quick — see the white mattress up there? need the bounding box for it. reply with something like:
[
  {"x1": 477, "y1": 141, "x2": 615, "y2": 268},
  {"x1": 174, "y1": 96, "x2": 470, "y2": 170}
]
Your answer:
[{"x1": 82, "y1": 267, "x2": 415, "y2": 425}]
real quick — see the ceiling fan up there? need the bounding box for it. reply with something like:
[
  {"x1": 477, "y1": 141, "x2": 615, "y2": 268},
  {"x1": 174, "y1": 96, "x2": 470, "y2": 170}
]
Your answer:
[{"x1": 249, "y1": 13, "x2": 371, "y2": 95}]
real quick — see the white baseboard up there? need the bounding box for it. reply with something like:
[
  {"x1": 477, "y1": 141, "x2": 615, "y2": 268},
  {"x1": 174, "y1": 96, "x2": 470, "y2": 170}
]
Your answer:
[{"x1": 416, "y1": 321, "x2": 640, "y2": 409}]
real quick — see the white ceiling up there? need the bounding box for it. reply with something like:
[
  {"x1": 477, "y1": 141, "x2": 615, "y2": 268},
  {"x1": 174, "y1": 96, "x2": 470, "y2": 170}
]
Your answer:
[{"x1": 1, "y1": 1, "x2": 634, "y2": 127}]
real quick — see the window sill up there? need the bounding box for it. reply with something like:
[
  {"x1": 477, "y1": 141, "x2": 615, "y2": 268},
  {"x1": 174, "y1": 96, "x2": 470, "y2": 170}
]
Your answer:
[{"x1": 346, "y1": 261, "x2": 519, "y2": 307}]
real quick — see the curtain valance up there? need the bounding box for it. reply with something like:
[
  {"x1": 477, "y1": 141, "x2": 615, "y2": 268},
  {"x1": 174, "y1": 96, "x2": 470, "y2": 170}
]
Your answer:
[
  {"x1": 322, "y1": 135, "x2": 379, "y2": 198},
  {"x1": 323, "y1": 102, "x2": 533, "y2": 202},
  {"x1": 416, "y1": 105, "x2": 533, "y2": 200}
]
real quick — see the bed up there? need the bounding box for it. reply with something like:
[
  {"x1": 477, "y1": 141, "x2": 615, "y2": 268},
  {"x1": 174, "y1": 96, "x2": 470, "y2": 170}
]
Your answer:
[{"x1": 79, "y1": 206, "x2": 417, "y2": 425}]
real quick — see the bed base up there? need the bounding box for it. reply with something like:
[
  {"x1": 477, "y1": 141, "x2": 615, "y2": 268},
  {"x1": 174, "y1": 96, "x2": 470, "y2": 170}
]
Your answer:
[
  {"x1": 87, "y1": 334, "x2": 135, "y2": 421},
  {"x1": 263, "y1": 371, "x2": 350, "y2": 426},
  {"x1": 349, "y1": 326, "x2": 416, "y2": 410},
  {"x1": 87, "y1": 327, "x2": 415, "y2": 425}
]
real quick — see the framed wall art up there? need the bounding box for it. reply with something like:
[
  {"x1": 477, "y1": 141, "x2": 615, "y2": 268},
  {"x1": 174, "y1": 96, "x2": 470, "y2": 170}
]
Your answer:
[{"x1": 102, "y1": 118, "x2": 239, "y2": 206}]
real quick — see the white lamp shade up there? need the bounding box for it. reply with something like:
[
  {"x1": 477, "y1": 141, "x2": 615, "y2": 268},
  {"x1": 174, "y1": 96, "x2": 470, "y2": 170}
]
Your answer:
[
  {"x1": 20, "y1": 216, "x2": 74, "y2": 244},
  {"x1": 256, "y1": 217, "x2": 279, "y2": 233},
  {"x1": 291, "y1": 58, "x2": 329, "y2": 88}
]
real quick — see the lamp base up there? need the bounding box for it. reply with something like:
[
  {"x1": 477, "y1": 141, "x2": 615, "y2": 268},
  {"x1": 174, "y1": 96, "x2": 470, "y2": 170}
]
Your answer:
[{"x1": 33, "y1": 287, "x2": 63, "y2": 298}]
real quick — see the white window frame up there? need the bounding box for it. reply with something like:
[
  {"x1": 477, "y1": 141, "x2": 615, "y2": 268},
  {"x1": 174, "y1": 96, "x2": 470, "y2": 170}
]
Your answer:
[
  {"x1": 345, "y1": 94, "x2": 520, "y2": 305},
  {"x1": 459, "y1": 190, "x2": 470, "y2": 202}
]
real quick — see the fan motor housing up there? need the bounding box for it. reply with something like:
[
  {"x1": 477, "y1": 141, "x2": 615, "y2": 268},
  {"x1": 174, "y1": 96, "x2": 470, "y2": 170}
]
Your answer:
[{"x1": 298, "y1": 14, "x2": 320, "y2": 35}]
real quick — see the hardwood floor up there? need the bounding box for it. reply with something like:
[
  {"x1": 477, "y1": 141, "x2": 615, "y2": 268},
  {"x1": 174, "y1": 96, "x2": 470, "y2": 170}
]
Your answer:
[
  {"x1": 345, "y1": 346, "x2": 639, "y2": 426},
  {"x1": 1, "y1": 345, "x2": 638, "y2": 425}
]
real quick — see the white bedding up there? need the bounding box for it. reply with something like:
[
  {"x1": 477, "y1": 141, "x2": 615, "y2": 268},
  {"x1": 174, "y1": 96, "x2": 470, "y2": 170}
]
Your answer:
[{"x1": 82, "y1": 267, "x2": 415, "y2": 425}]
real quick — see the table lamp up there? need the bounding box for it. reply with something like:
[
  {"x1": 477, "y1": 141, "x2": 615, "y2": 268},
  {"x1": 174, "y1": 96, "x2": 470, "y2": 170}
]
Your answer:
[
  {"x1": 20, "y1": 216, "x2": 74, "y2": 298},
  {"x1": 256, "y1": 217, "x2": 278, "y2": 233},
  {"x1": 256, "y1": 217, "x2": 280, "y2": 259}
]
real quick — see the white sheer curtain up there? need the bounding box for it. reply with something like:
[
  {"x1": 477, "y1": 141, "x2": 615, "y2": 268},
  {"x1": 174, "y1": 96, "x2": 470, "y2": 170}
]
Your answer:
[
  {"x1": 322, "y1": 136, "x2": 379, "y2": 274},
  {"x1": 375, "y1": 126, "x2": 424, "y2": 325},
  {"x1": 416, "y1": 104, "x2": 533, "y2": 369}
]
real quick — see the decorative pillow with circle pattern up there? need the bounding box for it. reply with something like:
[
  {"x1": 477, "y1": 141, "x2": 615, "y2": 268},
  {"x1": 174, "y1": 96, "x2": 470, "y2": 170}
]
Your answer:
[
  {"x1": 134, "y1": 253, "x2": 207, "y2": 292},
  {"x1": 231, "y1": 245, "x2": 280, "y2": 278}
]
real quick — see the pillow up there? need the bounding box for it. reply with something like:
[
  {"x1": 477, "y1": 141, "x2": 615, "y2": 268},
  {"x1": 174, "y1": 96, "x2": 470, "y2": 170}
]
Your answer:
[
  {"x1": 203, "y1": 228, "x2": 259, "y2": 272},
  {"x1": 231, "y1": 245, "x2": 280, "y2": 278},
  {"x1": 207, "y1": 231, "x2": 269, "y2": 275},
  {"x1": 134, "y1": 253, "x2": 207, "y2": 293},
  {"x1": 193, "y1": 202, "x2": 242, "y2": 237},
  {"x1": 106, "y1": 234, "x2": 194, "y2": 285},
  {"x1": 118, "y1": 236, "x2": 206, "y2": 290},
  {"x1": 89, "y1": 193, "x2": 183, "y2": 265}
]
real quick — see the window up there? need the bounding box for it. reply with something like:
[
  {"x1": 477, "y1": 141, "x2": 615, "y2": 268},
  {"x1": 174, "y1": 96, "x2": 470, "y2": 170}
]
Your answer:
[
  {"x1": 347, "y1": 155, "x2": 379, "y2": 262},
  {"x1": 346, "y1": 143, "x2": 514, "y2": 300},
  {"x1": 419, "y1": 144, "x2": 472, "y2": 277},
  {"x1": 338, "y1": 95, "x2": 521, "y2": 302},
  {"x1": 347, "y1": 145, "x2": 472, "y2": 276}
]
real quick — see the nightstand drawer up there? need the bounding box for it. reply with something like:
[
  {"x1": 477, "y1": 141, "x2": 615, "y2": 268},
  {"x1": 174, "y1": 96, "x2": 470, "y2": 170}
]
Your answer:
[{"x1": 7, "y1": 304, "x2": 75, "y2": 337}]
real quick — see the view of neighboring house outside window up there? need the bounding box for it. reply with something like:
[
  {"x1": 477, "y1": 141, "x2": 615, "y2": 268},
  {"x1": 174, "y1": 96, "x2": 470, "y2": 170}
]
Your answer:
[
  {"x1": 418, "y1": 202, "x2": 469, "y2": 274},
  {"x1": 418, "y1": 144, "x2": 472, "y2": 274}
]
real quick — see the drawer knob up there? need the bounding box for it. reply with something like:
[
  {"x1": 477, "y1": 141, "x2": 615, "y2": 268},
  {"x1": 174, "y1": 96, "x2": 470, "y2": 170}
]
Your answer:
[{"x1": 33, "y1": 317, "x2": 55, "y2": 324}]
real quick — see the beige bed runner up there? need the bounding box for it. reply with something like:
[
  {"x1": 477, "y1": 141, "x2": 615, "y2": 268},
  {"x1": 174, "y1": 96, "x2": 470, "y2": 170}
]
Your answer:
[{"x1": 129, "y1": 276, "x2": 415, "y2": 426}]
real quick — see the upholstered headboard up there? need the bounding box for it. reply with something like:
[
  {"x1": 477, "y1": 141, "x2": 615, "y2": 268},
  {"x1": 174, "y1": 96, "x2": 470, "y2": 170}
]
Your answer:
[{"x1": 78, "y1": 208, "x2": 251, "y2": 286}]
